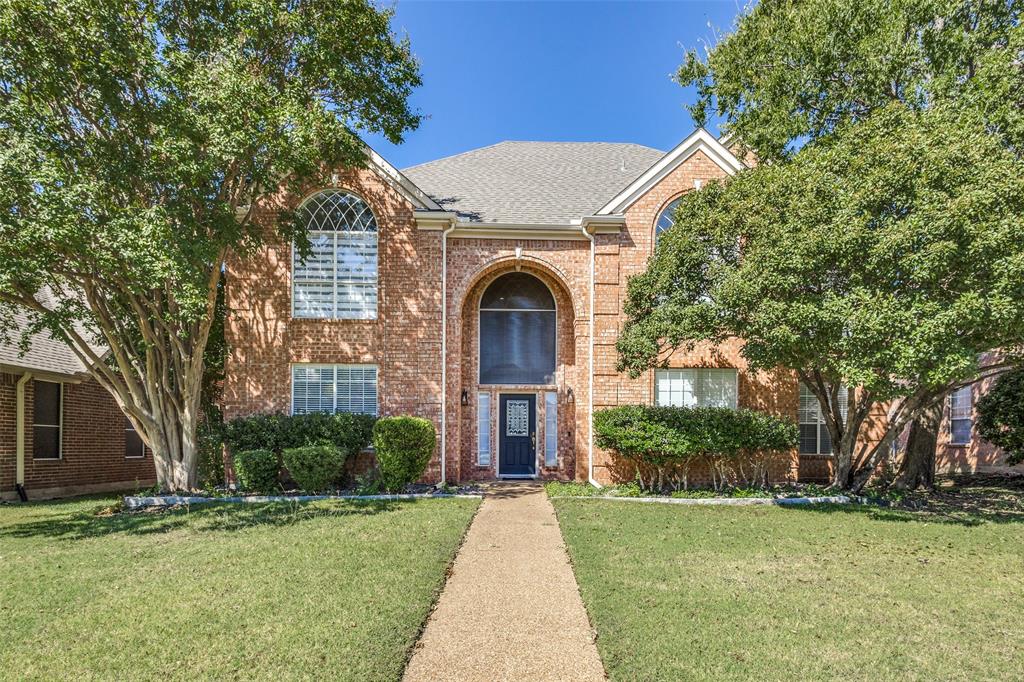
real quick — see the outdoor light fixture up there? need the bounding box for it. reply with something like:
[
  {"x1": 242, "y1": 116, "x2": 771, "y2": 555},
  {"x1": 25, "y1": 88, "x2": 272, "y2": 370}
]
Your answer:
[
  {"x1": 566, "y1": 387, "x2": 574, "y2": 403},
  {"x1": 460, "y1": 389, "x2": 469, "y2": 406}
]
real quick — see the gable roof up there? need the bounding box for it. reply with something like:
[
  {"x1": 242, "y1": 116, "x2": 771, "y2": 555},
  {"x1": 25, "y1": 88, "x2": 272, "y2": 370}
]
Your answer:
[
  {"x1": 595, "y1": 129, "x2": 746, "y2": 215},
  {"x1": 402, "y1": 141, "x2": 665, "y2": 224}
]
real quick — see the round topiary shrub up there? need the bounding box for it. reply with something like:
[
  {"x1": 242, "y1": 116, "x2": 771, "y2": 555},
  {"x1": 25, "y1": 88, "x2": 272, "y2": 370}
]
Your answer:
[
  {"x1": 283, "y1": 445, "x2": 345, "y2": 493},
  {"x1": 233, "y1": 448, "x2": 279, "y2": 493},
  {"x1": 372, "y1": 416, "x2": 437, "y2": 492}
]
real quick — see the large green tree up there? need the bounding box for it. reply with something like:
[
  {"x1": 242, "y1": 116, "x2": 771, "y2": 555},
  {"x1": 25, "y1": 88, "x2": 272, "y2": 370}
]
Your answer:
[
  {"x1": 618, "y1": 104, "x2": 1024, "y2": 491},
  {"x1": 679, "y1": 0, "x2": 1023, "y2": 162},
  {"x1": 0, "y1": 0, "x2": 421, "y2": 490}
]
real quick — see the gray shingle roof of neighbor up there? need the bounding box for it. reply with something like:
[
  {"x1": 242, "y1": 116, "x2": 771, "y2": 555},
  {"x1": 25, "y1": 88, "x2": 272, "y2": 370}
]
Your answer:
[
  {"x1": 402, "y1": 141, "x2": 666, "y2": 224},
  {"x1": 0, "y1": 289, "x2": 105, "y2": 377}
]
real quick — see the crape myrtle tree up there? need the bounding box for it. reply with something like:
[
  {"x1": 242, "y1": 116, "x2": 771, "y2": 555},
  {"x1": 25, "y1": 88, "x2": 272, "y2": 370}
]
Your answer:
[
  {"x1": 617, "y1": 104, "x2": 1024, "y2": 492},
  {"x1": 669, "y1": 0, "x2": 1023, "y2": 488},
  {"x1": 0, "y1": 0, "x2": 421, "y2": 490}
]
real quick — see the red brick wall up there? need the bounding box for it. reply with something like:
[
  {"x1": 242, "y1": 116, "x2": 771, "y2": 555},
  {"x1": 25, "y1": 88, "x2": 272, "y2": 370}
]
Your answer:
[
  {"x1": 222, "y1": 167, "x2": 446, "y2": 476},
  {"x1": 0, "y1": 372, "x2": 156, "y2": 500}
]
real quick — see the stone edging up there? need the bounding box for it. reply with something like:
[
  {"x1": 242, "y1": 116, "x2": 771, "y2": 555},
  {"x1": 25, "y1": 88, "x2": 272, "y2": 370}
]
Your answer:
[
  {"x1": 553, "y1": 494, "x2": 859, "y2": 506},
  {"x1": 124, "y1": 493, "x2": 484, "y2": 509}
]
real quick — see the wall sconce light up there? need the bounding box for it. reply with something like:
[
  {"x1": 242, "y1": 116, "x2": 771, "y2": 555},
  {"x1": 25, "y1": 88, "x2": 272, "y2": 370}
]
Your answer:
[
  {"x1": 460, "y1": 389, "x2": 469, "y2": 406},
  {"x1": 566, "y1": 387, "x2": 574, "y2": 403}
]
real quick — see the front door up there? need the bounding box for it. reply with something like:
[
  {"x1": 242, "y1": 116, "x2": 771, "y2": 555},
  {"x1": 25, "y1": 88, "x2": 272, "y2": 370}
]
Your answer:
[{"x1": 499, "y1": 394, "x2": 536, "y2": 477}]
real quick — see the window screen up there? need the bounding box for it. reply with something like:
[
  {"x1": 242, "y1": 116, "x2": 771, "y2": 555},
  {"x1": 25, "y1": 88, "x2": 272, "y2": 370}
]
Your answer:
[
  {"x1": 125, "y1": 416, "x2": 145, "y2": 458},
  {"x1": 32, "y1": 380, "x2": 61, "y2": 459},
  {"x1": 655, "y1": 369, "x2": 737, "y2": 408},
  {"x1": 479, "y1": 273, "x2": 556, "y2": 385}
]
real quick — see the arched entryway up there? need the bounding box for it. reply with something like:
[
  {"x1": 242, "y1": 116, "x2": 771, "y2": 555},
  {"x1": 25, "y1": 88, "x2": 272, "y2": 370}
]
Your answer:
[{"x1": 456, "y1": 263, "x2": 582, "y2": 482}]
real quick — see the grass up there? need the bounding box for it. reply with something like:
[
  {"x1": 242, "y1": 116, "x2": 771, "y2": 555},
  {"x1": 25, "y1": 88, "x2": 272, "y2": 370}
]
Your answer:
[
  {"x1": 554, "y1": 483, "x2": 1024, "y2": 681},
  {"x1": 0, "y1": 495, "x2": 479, "y2": 681}
]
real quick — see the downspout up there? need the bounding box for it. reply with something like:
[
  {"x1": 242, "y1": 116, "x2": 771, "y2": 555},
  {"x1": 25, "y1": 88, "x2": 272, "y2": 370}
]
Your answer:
[
  {"x1": 578, "y1": 225, "x2": 601, "y2": 487},
  {"x1": 439, "y1": 221, "x2": 457, "y2": 484},
  {"x1": 15, "y1": 372, "x2": 31, "y2": 501}
]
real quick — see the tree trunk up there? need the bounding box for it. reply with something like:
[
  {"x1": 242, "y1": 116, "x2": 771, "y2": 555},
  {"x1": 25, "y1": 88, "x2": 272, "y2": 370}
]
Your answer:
[
  {"x1": 893, "y1": 402, "x2": 941, "y2": 490},
  {"x1": 831, "y1": 449, "x2": 853, "y2": 489}
]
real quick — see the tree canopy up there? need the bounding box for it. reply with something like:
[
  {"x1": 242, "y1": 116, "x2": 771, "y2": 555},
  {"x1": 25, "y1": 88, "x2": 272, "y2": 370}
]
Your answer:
[
  {"x1": 618, "y1": 104, "x2": 1024, "y2": 490},
  {"x1": 977, "y1": 366, "x2": 1024, "y2": 465},
  {"x1": 0, "y1": 0, "x2": 421, "y2": 490},
  {"x1": 679, "y1": 0, "x2": 1023, "y2": 161}
]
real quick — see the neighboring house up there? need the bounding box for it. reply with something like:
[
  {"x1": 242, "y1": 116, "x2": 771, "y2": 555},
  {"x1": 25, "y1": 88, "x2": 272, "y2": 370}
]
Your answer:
[
  {"x1": 0, "y1": 306, "x2": 155, "y2": 500},
  {"x1": 222, "y1": 129, "x2": 1015, "y2": 485}
]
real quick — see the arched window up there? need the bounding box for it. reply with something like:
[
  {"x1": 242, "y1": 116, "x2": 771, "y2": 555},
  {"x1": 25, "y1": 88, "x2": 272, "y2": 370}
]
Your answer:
[
  {"x1": 479, "y1": 272, "x2": 556, "y2": 385},
  {"x1": 655, "y1": 197, "x2": 682, "y2": 244},
  {"x1": 292, "y1": 190, "x2": 378, "y2": 319}
]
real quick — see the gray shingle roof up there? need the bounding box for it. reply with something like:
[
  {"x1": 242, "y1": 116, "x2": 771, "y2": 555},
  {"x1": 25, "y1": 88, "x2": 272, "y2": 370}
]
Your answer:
[
  {"x1": 402, "y1": 141, "x2": 665, "y2": 224},
  {"x1": 0, "y1": 289, "x2": 105, "y2": 377}
]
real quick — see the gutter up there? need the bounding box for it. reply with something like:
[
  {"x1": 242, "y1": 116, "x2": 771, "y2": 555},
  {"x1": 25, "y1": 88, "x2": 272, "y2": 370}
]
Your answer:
[
  {"x1": 577, "y1": 225, "x2": 601, "y2": 488},
  {"x1": 15, "y1": 372, "x2": 31, "y2": 500},
  {"x1": 439, "y1": 219, "x2": 457, "y2": 483}
]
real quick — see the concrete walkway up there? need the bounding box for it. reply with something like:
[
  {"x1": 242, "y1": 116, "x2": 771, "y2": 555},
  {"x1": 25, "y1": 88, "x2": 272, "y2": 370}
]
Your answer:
[{"x1": 403, "y1": 482, "x2": 606, "y2": 681}]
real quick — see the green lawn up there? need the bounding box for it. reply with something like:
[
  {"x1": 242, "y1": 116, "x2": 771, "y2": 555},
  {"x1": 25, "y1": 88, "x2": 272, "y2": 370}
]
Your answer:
[
  {"x1": 554, "y1": 494, "x2": 1024, "y2": 681},
  {"x1": 0, "y1": 496, "x2": 479, "y2": 681}
]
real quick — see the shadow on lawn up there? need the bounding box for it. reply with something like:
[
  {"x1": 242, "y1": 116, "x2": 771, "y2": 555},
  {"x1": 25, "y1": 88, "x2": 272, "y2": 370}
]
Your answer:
[
  {"x1": 782, "y1": 476, "x2": 1024, "y2": 527},
  {"x1": 0, "y1": 498, "x2": 406, "y2": 542}
]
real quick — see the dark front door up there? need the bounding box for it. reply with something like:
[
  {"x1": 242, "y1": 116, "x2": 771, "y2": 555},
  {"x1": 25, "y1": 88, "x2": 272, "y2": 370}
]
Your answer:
[{"x1": 499, "y1": 394, "x2": 536, "y2": 477}]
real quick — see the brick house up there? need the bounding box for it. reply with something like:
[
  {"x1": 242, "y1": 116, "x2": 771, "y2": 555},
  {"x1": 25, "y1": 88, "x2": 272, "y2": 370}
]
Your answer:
[
  {"x1": 222, "y1": 129, "x2": 1017, "y2": 485},
  {"x1": 1, "y1": 306, "x2": 156, "y2": 500}
]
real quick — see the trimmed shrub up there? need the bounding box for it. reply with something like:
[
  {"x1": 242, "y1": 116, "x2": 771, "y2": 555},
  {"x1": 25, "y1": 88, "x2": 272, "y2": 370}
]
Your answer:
[
  {"x1": 223, "y1": 412, "x2": 376, "y2": 482},
  {"x1": 373, "y1": 416, "x2": 436, "y2": 492},
  {"x1": 593, "y1": 405, "x2": 798, "y2": 491},
  {"x1": 282, "y1": 445, "x2": 345, "y2": 492},
  {"x1": 233, "y1": 449, "x2": 279, "y2": 493}
]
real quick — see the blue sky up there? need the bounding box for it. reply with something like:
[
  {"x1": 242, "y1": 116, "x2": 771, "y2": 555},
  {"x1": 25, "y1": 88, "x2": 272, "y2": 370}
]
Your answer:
[{"x1": 363, "y1": 1, "x2": 745, "y2": 169}]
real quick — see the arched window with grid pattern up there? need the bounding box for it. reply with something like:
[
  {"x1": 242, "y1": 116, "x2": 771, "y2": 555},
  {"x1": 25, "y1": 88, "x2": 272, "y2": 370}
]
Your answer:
[{"x1": 292, "y1": 190, "x2": 378, "y2": 319}]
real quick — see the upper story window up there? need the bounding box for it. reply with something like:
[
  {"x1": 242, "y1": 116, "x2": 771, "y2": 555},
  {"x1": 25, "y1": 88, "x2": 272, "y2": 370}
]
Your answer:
[
  {"x1": 655, "y1": 198, "x2": 682, "y2": 244},
  {"x1": 292, "y1": 190, "x2": 378, "y2": 320},
  {"x1": 655, "y1": 368, "x2": 738, "y2": 408},
  {"x1": 479, "y1": 272, "x2": 556, "y2": 385}
]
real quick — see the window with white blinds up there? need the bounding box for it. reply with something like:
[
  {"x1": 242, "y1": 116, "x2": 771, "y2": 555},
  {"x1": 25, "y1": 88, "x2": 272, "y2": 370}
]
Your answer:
[
  {"x1": 949, "y1": 386, "x2": 973, "y2": 445},
  {"x1": 655, "y1": 368, "x2": 738, "y2": 408},
  {"x1": 292, "y1": 190, "x2": 378, "y2": 320},
  {"x1": 291, "y1": 365, "x2": 377, "y2": 416},
  {"x1": 477, "y1": 392, "x2": 491, "y2": 466},
  {"x1": 799, "y1": 382, "x2": 849, "y2": 455},
  {"x1": 544, "y1": 391, "x2": 558, "y2": 467}
]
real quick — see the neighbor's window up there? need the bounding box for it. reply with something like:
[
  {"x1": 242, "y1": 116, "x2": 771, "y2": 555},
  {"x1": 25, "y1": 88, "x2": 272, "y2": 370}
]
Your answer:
[
  {"x1": 544, "y1": 391, "x2": 558, "y2": 467},
  {"x1": 655, "y1": 368, "x2": 737, "y2": 408},
  {"x1": 291, "y1": 364, "x2": 377, "y2": 415},
  {"x1": 799, "y1": 382, "x2": 849, "y2": 455},
  {"x1": 124, "y1": 416, "x2": 145, "y2": 459},
  {"x1": 479, "y1": 272, "x2": 556, "y2": 385},
  {"x1": 655, "y1": 198, "x2": 682, "y2": 243},
  {"x1": 32, "y1": 380, "x2": 62, "y2": 459},
  {"x1": 292, "y1": 190, "x2": 378, "y2": 320},
  {"x1": 950, "y1": 386, "x2": 973, "y2": 445},
  {"x1": 477, "y1": 392, "x2": 491, "y2": 466}
]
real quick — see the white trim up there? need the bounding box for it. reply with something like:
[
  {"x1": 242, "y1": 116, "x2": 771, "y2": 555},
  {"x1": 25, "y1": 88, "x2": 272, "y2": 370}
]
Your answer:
[
  {"x1": 595, "y1": 128, "x2": 745, "y2": 216},
  {"x1": 15, "y1": 372, "x2": 31, "y2": 486},
  {"x1": 364, "y1": 144, "x2": 442, "y2": 211},
  {"x1": 577, "y1": 225, "x2": 599, "y2": 487},
  {"x1": 496, "y1": 392, "x2": 539, "y2": 479}
]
